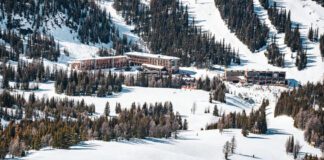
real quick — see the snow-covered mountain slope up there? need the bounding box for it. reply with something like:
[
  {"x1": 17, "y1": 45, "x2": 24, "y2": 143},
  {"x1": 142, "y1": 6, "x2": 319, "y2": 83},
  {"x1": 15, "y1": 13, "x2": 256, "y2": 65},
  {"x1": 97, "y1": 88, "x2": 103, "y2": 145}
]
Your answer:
[
  {"x1": 182, "y1": 0, "x2": 324, "y2": 84},
  {"x1": 181, "y1": 0, "x2": 253, "y2": 56},
  {"x1": 98, "y1": 1, "x2": 144, "y2": 49},
  {"x1": 272, "y1": 0, "x2": 324, "y2": 35},
  {"x1": 0, "y1": 1, "x2": 145, "y2": 61},
  {"x1": 3, "y1": 0, "x2": 324, "y2": 159},
  {"x1": 60, "y1": 1, "x2": 146, "y2": 60},
  {"x1": 253, "y1": 0, "x2": 294, "y2": 66}
]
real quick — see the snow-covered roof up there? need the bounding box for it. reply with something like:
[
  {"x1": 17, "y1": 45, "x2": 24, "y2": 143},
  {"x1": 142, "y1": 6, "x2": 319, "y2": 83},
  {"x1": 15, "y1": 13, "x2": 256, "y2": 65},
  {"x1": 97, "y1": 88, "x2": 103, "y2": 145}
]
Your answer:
[
  {"x1": 68, "y1": 56, "x2": 128, "y2": 63},
  {"x1": 125, "y1": 52, "x2": 180, "y2": 60},
  {"x1": 142, "y1": 63, "x2": 166, "y2": 70}
]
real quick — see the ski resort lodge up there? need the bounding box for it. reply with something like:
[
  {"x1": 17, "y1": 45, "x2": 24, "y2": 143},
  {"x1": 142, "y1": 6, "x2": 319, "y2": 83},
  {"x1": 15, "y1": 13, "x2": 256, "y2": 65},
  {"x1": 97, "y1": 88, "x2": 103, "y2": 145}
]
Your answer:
[
  {"x1": 224, "y1": 69, "x2": 286, "y2": 85},
  {"x1": 125, "y1": 52, "x2": 180, "y2": 73},
  {"x1": 69, "y1": 56, "x2": 129, "y2": 70},
  {"x1": 68, "y1": 52, "x2": 180, "y2": 73}
]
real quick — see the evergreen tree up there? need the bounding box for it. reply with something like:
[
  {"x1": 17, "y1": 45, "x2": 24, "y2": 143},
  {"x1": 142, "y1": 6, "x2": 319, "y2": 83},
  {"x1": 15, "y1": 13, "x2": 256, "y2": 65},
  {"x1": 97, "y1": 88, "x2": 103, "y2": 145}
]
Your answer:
[
  {"x1": 230, "y1": 136, "x2": 236, "y2": 154},
  {"x1": 104, "y1": 102, "x2": 110, "y2": 117},
  {"x1": 241, "y1": 127, "x2": 249, "y2": 137},
  {"x1": 213, "y1": 105, "x2": 219, "y2": 116},
  {"x1": 320, "y1": 35, "x2": 324, "y2": 58},
  {"x1": 183, "y1": 119, "x2": 188, "y2": 130},
  {"x1": 113, "y1": 0, "x2": 239, "y2": 67},
  {"x1": 286, "y1": 136, "x2": 294, "y2": 153},
  {"x1": 266, "y1": 36, "x2": 284, "y2": 67},
  {"x1": 215, "y1": 0, "x2": 269, "y2": 52}
]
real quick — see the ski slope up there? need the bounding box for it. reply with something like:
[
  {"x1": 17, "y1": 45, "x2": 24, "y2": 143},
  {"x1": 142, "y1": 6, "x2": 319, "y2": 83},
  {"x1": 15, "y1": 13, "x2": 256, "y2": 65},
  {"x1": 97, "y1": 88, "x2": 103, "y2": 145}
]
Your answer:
[
  {"x1": 58, "y1": 1, "x2": 146, "y2": 60},
  {"x1": 253, "y1": 0, "x2": 294, "y2": 69},
  {"x1": 272, "y1": 0, "x2": 324, "y2": 35},
  {"x1": 181, "y1": 0, "x2": 253, "y2": 56},
  {"x1": 182, "y1": 0, "x2": 324, "y2": 84}
]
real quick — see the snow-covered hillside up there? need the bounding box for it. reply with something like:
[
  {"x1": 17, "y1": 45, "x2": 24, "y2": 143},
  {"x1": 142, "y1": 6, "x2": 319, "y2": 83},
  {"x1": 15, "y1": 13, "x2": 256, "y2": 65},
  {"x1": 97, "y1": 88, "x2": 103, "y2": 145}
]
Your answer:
[
  {"x1": 272, "y1": 0, "x2": 324, "y2": 35},
  {"x1": 0, "y1": 1, "x2": 145, "y2": 61},
  {"x1": 2, "y1": 0, "x2": 324, "y2": 159},
  {"x1": 253, "y1": 0, "x2": 294, "y2": 66},
  {"x1": 60, "y1": 0, "x2": 146, "y2": 60},
  {"x1": 182, "y1": 0, "x2": 324, "y2": 84}
]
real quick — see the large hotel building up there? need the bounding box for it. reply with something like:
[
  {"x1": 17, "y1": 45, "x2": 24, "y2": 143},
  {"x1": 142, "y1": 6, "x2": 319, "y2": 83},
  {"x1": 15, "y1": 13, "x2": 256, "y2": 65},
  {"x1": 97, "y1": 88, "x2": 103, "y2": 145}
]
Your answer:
[{"x1": 69, "y1": 52, "x2": 180, "y2": 73}]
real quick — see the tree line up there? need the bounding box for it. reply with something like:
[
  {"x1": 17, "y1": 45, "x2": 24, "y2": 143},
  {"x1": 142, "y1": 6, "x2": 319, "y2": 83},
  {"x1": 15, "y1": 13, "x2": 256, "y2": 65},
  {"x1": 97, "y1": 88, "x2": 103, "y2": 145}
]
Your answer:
[
  {"x1": 308, "y1": 26, "x2": 320, "y2": 42},
  {"x1": 275, "y1": 82, "x2": 324, "y2": 149},
  {"x1": 311, "y1": 0, "x2": 324, "y2": 6},
  {"x1": 1, "y1": 57, "x2": 228, "y2": 101},
  {"x1": 0, "y1": 28, "x2": 60, "y2": 62},
  {"x1": 0, "y1": 0, "x2": 134, "y2": 55},
  {"x1": 55, "y1": 70, "x2": 124, "y2": 97},
  {"x1": 285, "y1": 136, "x2": 302, "y2": 159},
  {"x1": 303, "y1": 154, "x2": 324, "y2": 160},
  {"x1": 265, "y1": 36, "x2": 285, "y2": 67},
  {"x1": 0, "y1": 29, "x2": 22, "y2": 61},
  {"x1": 25, "y1": 33, "x2": 60, "y2": 61},
  {"x1": 113, "y1": 0, "x2": 240, "y2": 67},
  {"x1": 261, "y1": 2, "x2": 307, "y2": 70},
  {"x1": 0, "y1": 91, "x2": 186, "y2": 158},
  {"x1": 206, "y1": 99, "x2": 269, "y2": 136},
  {"x1": 0, "y1": 91, "x2": 95, "y2": 121},
  {"x1": 124, "y1": 73, "x2": 184, "y2": 88},
  {"x1": 215, "y1": 0, "x2": 269, "y2": 52},
  {"x1": 1, "y1": 60, "x2": 54, "y2": 90},
  {"x1": 124, "y1": 73, "x2": 227, "y2": 102}
]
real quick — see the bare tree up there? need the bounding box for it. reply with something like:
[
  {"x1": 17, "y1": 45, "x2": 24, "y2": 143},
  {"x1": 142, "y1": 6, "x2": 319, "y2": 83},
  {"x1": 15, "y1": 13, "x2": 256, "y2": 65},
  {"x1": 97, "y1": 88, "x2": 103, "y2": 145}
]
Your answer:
[
  {"x1": 9, "y1": 136, "x2": 25, "y2": 157},
  {"x1": 218, "y1": 122, "x2": 224, "y2": 134},
  {"x1": 231, "y1": 136, "x2": 237, "y2": 154},
  {"x1": 223, "y1": 141, "x2": 231, "y2": 160},
  {"x1": 191, "y1": 102, "x2": 197, "y2": 114}
]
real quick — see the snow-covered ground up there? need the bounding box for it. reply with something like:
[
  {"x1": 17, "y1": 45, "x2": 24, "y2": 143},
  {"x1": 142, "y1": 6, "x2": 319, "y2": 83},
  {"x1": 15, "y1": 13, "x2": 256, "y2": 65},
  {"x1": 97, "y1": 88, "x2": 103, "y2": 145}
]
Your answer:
[
  {"x1": 20, "y1": 124, "x2": 321, "y2": 160},
  {"x1": 0, "y1": 1, "x2": 146, "y2": 62},
  {"x1": 18, "y1": 82, "x2": 322, "y2": 160},
  {"x1": 253, "y1": 0, "x2": 294, "y2": 68},
  {"x1": 13, "y1": 70, "x2": 323, "y2": 159},
  {"x1": 18, "y1": 82, "x2": 254, "y2": 130},
  {"x1": 272, "y1": 0, "x2": 324, "y2": 35},
  {"x1": 181, "y1": 0, "x2": 324, "y2": 84},
  {"x1": 58, "y1": 1, "x2": 146, "y2": 60}
]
